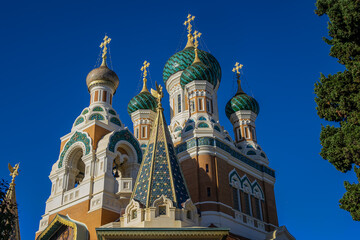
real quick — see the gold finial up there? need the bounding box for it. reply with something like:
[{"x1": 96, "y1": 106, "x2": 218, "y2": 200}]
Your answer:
[
  {"x1": 192, "y1": 30, "x2": 202, "y2": 63},
  {"x1": 184, "y1": 14, "x2": 195, "y2": 48},
  {"x1": 8, "y1": 163, "x2": 20, "y2": 185},
  {"x1": 140, "y1": 61, "x2": 150, "y2": 93},
  {"x1": 232, "y1": 62, "x2": 244, "y2": 94},
  {"x1": 151, "y1": 81, "x2": 164, "y2": 109},
  {"x1": 100, "y1": 35, "x2": 111, "y2": 66}
]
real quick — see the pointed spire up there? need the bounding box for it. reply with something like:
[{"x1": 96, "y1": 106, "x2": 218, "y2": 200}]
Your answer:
[
  {"x1": 131, "y1": 83, "x2": 190, "y2": 208},
  {"x1": 192, "y1": 30, "x2": 202, "y2": 64},
  {"x1": 232, "y1": 62, "x2": 244, "y2": 94},
  {"x1": 99, "y1": 35, "x2": 111, "y2": 66},
  {"x1": 6, "y1": 163, "x2": 20, "y2": 240},
  {"x1": 184, "y1": 14, "x2": 195, "y2": 49},
  {"x1": 140, "y1": 61, "x2": 150, "y2": 93}
]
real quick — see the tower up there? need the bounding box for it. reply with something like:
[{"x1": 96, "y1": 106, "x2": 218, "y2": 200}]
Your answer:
[
  {"x1": 6, "y1": 163, "x2": 21, "y2": 240},
  {"x1": 97, "y1": 83, "x2": 229, "y2": 240},
  {"x1": 160, "y1": 15, "x2": 282, "y2": 240},
  {"x1": 36, "y1": 36, "x2": 143, "y2": 240},
  {"x1": 35, "y1": 16, "x2": 295, "y2": 240},
  {"x1": 127, "y1": 61, "x2": 157, "y2": 151},
  {"x1": 225, "y1": 63, "x2": 268, "y2": 165}
]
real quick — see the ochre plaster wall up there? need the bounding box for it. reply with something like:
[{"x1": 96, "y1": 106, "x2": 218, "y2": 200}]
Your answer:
[{"x1": 36, "y1": 200, "x2": 119, "y2": 240}]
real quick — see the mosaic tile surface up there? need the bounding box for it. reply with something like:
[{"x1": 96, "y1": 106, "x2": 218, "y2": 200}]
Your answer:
[
  {"x1": 225, "y1": 93, "x2": 260, "y2": 119},
  {"x1": 108, "y1": 129, "x2": 142, "y2": 163},
  {"x1": 132, "y1": 107, "x2": 190, "y2": 208},
  {"x1": 58, "y1": 132, "x2": 91, "y2": 168},
  {"x1": 163, "y1": 47, "x2": 221, "y2": 85},
  {"x1": 127, "y1": 91, "x2": 157, "y2": 115},
  {"x1": 110, "y1": 117, "x2": 121, "y2": 126}
]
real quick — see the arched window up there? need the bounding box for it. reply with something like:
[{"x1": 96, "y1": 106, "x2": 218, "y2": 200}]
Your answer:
[
  {"x1": 89, "y1": 113, "x2": 104, "y2": 120},
  {"x1": 243, "y1": 190, "x2": 252, "y2": 216},
  {"x1": 232, "y1": 187, "x2": 241, "y2": 211},
  {"x1": 92, "y1": 106, "x2": 104, "y2": 112},
  {"x1": 198, "y1": 116, "x2": 207, "y2": 121},
  {"x1": 66, "y1": 148, "x2": 85, "y2": 190},
  {"x1": 247, "y1": 150, "x2": 257, "y2": 155},
  {"x1": 198, "y1": 122, "x2": 209, "y2": 128},
  {"x1": 254, "y1": 195, "x2": 263, "y2": 221},
  {"x1": 112, "y1": 147, "x2": 130, "y2": 179}
]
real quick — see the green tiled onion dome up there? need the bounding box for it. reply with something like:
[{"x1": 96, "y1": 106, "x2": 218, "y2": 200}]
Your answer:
[
  {"x1": 180, "y1": 61, "x2": 217, "y2": 88},
  {"x1": 127, "y1": 91, "x2": 157, "y2": 115},
  {"x1": 163, "y1": 47, "x2": 221, "y2": 85},
  {"x1": 225, "y1": 93, "x2": 260, "y2": 119}
]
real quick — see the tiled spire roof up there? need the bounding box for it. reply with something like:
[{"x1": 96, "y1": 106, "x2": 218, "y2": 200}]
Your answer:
[{"x1": 131, "y1": 97, "x2": 190, "y2": 208}]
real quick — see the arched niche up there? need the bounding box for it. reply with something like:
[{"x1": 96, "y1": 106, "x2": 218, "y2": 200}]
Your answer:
[{"x1": 64, "y1": 145, "x2": 86, "y2": 191}]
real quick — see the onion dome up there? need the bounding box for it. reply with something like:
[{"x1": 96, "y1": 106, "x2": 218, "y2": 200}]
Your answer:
[
  {"x1": 225, "y1": 78, "x2": 260, "y2": 119},
  {"x1": 127, "y1": 91, "x2": 157, "y2": 115},
  {"x1": 180, "y1": 61, "x2": 217, "y2": 88},
  {"x1": 86, "y1": 63, "x2": 119, "y2": 92},
  {"x1": 163, "y1": 47, "x2": 221, "y2": 86},
  {"x1": 127, "y1": 61, "x2": 158, "y2": 115}
]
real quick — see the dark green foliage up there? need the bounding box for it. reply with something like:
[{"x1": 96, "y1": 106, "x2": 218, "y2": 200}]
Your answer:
[
  {"x1": 0, "y1": 179, "x2": 17, "y2": 239},
  {"x1": 340, "y1": 167, "x2": 360, "y2": 220},
  {"x1": 315, "y1": 0, "x2": 360, "y2": 220}
]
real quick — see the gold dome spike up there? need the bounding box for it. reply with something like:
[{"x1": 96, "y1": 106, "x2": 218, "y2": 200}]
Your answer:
[
  {"x1": 151, "y1": 81, "x2": 164, "y2": 109},
  {"x1": 140, "y1": 61, "x2": 150, "y2": 93},
  {"x1": 100, "y1": 35, "x2": 111, "y2": 66},
  {"x1": 184, "y1": 14, "x2": 195, "y2": 48},
  {"x1": 192, "y1": 30, "x2": 202, "y2": 64},
  {"x1": 232, "y1": 62, "x2": 244, "y2": 94}
]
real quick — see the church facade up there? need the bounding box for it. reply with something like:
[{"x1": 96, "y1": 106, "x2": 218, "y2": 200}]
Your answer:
[{"x1": 35, "y1": 15, "x2": 294, "y2": 240}]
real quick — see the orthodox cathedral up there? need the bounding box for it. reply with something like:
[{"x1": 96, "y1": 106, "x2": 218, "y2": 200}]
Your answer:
[{"x1": 35, "y1": 15, "x2": 294, "y2": 240}]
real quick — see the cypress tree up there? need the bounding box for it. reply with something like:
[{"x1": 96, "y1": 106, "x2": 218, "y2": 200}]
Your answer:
[{"x1": 315, "y1": 0, "x2": 360, "y2": 220}]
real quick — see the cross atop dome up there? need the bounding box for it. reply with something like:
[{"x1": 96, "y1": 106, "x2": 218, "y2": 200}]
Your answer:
[
  {"x1": 184, "y1": 14, "x2": 195, "y2": 49},
  {"x1": 232, "y1": 62, "x2": 244, "y2": 94},
  {"x1": 140, "y1": 60, "x2": 150, "y2": 93},
  {"x1": 100, "y1": 35, "x2": 111, "y2": 66},
  {"x1": 192, "y1": 30, "x2": 202, "y2": 63}
]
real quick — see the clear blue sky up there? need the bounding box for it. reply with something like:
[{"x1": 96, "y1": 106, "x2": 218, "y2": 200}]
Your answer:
[{"x1": 0, "y1": 0, "x2": 357, "y2": 239}]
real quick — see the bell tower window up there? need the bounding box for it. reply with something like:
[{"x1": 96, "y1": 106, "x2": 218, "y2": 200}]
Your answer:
[{"x1": 66, "y1": 149, "x2": 85, "y2": 190}]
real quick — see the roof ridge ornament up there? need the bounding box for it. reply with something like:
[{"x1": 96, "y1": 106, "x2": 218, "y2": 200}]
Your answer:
[
  {"x1": 100, "y1": 35, "x2": 111, "y2": 66},
  {"x1": 232, "y1": 62, "x2": 244, "y2": 94},
  {"x1": 151, "y1": 81, "x2": 164, "y2": 109},
  {"x1": 192, "y1": 30, "x2": 202, "y2": 64},
  {"x1": 8, "y1": 163, "x2": 20, "y2": 186},
  {"x1": 184, "y1": 14, "x2": 195, "y2": 49},
  {"x1": 140, "y1": 60, "x2": 150, "y2": 93}
]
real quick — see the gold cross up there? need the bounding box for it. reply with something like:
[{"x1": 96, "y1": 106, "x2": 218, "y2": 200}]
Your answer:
[
  {"x1": 100, "y1": 35, "x2": 111, "y2": 64},
  {"x1": 193, "y1": 30, "x2": 202, "y2": 49},
  {"x1": 232, "y1": 62, "x2": 243, "y2": 78},
  {"x1": 140, "y1": 61, "x2": 150, "y2": 92},
  {"x1": 184, "y1": 14, "x2": 195, "y2": 36},
  {"x1": 141, "y1": 60, "x2": 150, "y2": 82}
]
